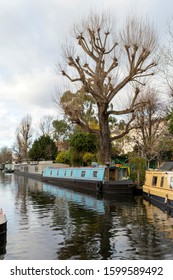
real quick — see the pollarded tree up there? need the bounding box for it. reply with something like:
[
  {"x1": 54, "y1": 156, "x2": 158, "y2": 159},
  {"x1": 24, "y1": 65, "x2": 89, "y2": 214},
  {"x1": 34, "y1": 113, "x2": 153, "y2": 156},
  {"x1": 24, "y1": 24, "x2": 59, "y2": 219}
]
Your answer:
[{"x1": 59, "y1": 11, "x2": 158, "y2": 163}]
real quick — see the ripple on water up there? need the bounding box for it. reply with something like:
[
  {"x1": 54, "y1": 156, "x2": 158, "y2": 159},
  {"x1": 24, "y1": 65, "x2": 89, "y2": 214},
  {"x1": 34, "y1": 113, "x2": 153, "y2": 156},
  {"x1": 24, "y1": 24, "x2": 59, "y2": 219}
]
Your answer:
[{"x1": 2, "y1": 175, "x2": 173, "y2": 259}]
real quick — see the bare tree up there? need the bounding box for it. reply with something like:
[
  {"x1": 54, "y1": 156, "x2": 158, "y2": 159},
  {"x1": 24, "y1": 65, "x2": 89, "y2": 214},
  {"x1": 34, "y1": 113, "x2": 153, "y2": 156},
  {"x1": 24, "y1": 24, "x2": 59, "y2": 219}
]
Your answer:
[
  {"x1": 0, "y1": 146, "x2": 13, "y2": 163},
  {"x1": 58, "y1": 11, "x2": 158, "y2": 163},
  {"x1": 13, "y1": 115, "x2": 32, "y2": 162},
  {"x1": 131, "y1": 88, "x2": 167, "y2": 167},
  {"x1": 160, "y1": 17, "x2": 173, "y2": 103},
  {"x1": 37, "y1": 115, "x2": 54, "y2": 137}
]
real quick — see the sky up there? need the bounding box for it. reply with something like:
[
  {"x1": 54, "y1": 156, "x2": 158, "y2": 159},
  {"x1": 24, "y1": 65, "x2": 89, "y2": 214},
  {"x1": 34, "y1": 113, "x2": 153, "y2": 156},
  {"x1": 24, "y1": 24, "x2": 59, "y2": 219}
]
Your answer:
[{"x1": 0, "y1": 0, "x2": 173, "y2": 149}]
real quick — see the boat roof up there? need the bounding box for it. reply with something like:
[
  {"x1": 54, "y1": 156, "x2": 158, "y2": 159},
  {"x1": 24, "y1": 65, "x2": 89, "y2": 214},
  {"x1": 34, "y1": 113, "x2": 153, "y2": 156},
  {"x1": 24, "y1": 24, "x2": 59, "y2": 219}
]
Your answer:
[
  {"x1": 46, "y1": 166, "x2": 105, "y2": 169},
  {"x1": 159, "y1": 161, "x2": 173, "y2": 171}
]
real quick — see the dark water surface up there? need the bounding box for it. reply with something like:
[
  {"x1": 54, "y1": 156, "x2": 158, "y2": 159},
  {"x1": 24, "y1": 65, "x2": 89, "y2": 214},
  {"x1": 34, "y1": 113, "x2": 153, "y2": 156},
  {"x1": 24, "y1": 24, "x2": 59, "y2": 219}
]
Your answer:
[{"x1": 1, "y1": 172, "x2": 173, "y2": 260}]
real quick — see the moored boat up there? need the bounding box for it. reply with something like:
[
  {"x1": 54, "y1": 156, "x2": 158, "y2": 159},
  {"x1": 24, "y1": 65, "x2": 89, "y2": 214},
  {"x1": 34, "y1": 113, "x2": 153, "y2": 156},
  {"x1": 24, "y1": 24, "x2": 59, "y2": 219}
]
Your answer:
[
  {"x1": 42, "y1": 165, "x2": 138, "y2": 195},
  {"x1": 143, "y1": 168, "x2": 173, "y2": 212},
  {"x1": 14, "y1": 161, "x2": 69, "y2": 179},
  {"x1": 0, "y1": 209, "x2": 7, "y2": 235},
  {"x1": 0, "y1": 209, "x2": 7, "y2": 257}
]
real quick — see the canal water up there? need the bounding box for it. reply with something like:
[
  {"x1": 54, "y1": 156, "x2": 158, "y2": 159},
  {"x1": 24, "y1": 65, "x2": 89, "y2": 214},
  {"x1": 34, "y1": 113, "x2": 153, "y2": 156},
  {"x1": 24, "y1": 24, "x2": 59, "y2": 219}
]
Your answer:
[{"x1": 1, "y1": 172, "x2": 173, "y2": 260}]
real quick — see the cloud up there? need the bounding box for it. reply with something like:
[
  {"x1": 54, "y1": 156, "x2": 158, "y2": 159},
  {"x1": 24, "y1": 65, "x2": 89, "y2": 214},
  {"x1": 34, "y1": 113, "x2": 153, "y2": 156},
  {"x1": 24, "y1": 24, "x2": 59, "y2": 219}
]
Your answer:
[{"x1": 0, "y1": 0, "x2": 172, "y2": 149}]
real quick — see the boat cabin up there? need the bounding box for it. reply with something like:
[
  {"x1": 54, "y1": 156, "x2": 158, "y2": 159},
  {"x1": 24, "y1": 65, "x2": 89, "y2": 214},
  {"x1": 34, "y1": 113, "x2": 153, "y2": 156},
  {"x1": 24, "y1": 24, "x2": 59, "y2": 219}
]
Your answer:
[
  {"x1": 105, "y1": 165, "x2": 130, "y2": 181},
  {"x1": 143, "y1": 169, "x2": 173, "y2": 211},
  {"x1": 144, "y1": 170, "x2": 173, "y2": 190},
  {"x1": 43, "y1": 164, "x2": 130, "y2": 182}
]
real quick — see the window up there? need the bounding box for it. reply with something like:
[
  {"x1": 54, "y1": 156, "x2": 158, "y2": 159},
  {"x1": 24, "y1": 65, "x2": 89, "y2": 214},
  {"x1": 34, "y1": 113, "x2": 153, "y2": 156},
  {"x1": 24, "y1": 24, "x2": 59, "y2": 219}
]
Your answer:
[
  {"x1": 50, "y1": 170, "x2": 52, "y2": 175},
  {"x1": 35, "y1": 166, "x2": 38, "y2": 172},
  {"x1": 57, "y1": 170, "x2": 59, "y2": 176},
  {"x1": 152, "y1": 176, "x2": 157, "y2": 186},
  {"x1": 160, "y1": 176, "x2": 164, "y2": 187},
  {"x1": 70, "y1": 171, "x2": 73, "y2": 176},
  {"x1": 170, "y1": 177, "x2": 173, "y2": 188},
  {"x1": 81, "y1": 171, "x2": 86, "y2": 177},
  {"x1": 64, "y1": 170, "x2": 67, "y2": 176},
  {"x1": 93, "y1": 171, "x2": 98, "y2": 178}
]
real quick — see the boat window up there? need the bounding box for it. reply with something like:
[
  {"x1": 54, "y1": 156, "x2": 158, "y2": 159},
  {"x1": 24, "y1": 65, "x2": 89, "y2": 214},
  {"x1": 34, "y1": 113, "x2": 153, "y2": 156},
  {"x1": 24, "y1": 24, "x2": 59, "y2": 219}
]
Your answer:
[
  {"x1": 152, "y1": 176, "x2": 157, "y2": 186},
  {"x1": 81, "y1": 171, "x2": 86, "y2": 177},
  {"x1": 35, "y1": 166, "x2": 38, "y2": 172},
  {"x1": 64, "y1": 170, "x2": 67, "y2": 176},
  {"x1": 70, "y1": 171, "x2": 73, "y2": 176},
  {"x1": 170, "y1": 177, "x2": 173, "y2": 188},
  {"x1": 50, "y1": 170, "x2": 52, "y2": 175},
  {"x1": 160, "y1": 176, "x2": 164, "y2": 187},
  {"x1": 57, "y1": 170, "x2": 59, "y2": 176},
  {"x1": 93, "y1": 171, "x2": 98, "y2": 178}
]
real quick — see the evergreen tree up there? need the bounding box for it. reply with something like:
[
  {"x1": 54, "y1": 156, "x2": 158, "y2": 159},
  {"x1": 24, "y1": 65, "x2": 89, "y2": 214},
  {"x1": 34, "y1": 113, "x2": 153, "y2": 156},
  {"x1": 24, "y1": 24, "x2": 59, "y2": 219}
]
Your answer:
[{"x1": 29, "y1": 135, "x2": 57, "y2": 161}]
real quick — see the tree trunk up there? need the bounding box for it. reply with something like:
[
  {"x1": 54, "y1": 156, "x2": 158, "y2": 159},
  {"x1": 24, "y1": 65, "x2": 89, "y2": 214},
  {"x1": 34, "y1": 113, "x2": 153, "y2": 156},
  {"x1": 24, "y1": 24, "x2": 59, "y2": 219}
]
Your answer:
[{"x1": 98, "y1": 103, "x2": 112, "y2": 164}]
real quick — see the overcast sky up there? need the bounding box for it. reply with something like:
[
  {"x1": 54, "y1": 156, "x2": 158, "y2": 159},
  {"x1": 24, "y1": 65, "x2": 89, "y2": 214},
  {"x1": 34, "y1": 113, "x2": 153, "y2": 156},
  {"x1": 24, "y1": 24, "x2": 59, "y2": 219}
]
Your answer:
[{"x1": 0, "y1": 0, "x2": 173, "y2": 149}]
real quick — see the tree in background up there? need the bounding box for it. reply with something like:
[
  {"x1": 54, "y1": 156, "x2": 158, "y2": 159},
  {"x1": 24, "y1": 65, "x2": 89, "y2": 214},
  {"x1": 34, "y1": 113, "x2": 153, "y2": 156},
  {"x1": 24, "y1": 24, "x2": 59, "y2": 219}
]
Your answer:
[
  {"x1": 0, "y1": 146, "x2": 13, "y2": 163},
  {"x1": 130, "y1": 88, "x2": 167, "y2": 167},
  {"x1": 52, "y1": 118, "x2": 73, "y2": 151},
  {"x1": 36, "y1": 115, "x2": 54, "y2": 137},
  {"x1": 167, "y1": 110, "x2": 173, "y2": 134},
  {"x1": 161, "y1": 17, "x2": 173, "y2": 97},
  {"x1": 58, "y1": 11, "x2": 158, "y2": 163},
  {"x1": 69, "y1": 132, "x2": 98, "y2": 166},
  {"x1": 161, "y1": 17, "x2": 173, "y2": 139},
  {"x1": 29, "y1": 135, "x2": 57, "y2": 161},
  {"x1": 128, "y1": 157, "x2": 146, "y2": 185},
  {"x1": 56, "y1": 150, "x2": 70, "y2": 165},
  {"x1": 13, "y1": 115, "x2": 32, "y2": 162},
  {"x1": 60, "y1": 88, "x2": 98, "y2": 132}
]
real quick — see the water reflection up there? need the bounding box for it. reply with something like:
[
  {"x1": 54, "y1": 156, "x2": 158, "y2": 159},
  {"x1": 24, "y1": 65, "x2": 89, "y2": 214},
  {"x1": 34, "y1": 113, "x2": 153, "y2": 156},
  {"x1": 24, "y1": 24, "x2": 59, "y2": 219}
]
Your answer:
[
  {"x1": 1, "y1": 173, "x2": 173, "y2": 259},
  {"x1": 143, "y1": 200, "x2": 173, "y2": 240}
]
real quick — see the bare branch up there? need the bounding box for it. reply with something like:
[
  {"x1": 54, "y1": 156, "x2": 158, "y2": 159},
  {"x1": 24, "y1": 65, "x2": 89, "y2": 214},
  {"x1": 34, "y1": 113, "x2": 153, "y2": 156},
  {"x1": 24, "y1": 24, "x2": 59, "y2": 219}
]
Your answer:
[
  {"x1": 57, "y1": 10, "x2": 158, "y2": 162},
  {"x1": 111, "y1": 113, "x2": 136, "y2": 141}
]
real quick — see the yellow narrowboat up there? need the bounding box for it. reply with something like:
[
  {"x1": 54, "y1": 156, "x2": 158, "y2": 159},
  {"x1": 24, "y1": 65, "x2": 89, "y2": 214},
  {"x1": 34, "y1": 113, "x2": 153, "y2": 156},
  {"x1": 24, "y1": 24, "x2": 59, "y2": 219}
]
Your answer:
[{"x1": 143, "y1": 168, "x2": 173, "y2": 212}]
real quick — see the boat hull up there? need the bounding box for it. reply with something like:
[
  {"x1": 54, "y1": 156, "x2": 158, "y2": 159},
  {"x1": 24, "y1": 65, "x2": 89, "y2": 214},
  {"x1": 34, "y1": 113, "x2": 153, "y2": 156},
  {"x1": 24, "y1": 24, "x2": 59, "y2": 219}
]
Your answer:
[
  {"x1": 0, "y1": 223, "x2": 7, "y2": 257},
  {"x1": 0, "y1": 211, "x2": 7, "y2": 254},
  {"x1": 42, "y1": 176, "x2": 136, "y2": 195},
  {"x1": 103, "y1": 180, "x2": 138, "y2": 195},
  {"x1": 0, "y1": 221, "x2": 7, "y2": 235},
  {"x1": 14, "y1": 170, "x2": 42, "y2": 180},
  {"x1": 143, "y1": 191, "x2": 173, "y2": 212}
]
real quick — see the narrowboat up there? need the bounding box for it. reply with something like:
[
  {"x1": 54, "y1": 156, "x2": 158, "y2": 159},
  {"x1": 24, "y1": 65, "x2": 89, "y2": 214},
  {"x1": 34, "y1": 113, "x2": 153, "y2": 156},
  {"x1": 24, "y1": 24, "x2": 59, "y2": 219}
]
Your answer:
[
  {"x1": 143, "y1": 167, "x2": 173, "y2": 212},
  {"x1": 0, "y1": 209, "x2": 7, "y2": 235},
  {"x1": 42, "y1": 165, "x2": 137, "y2": 195},
  {"x1": 14, "y1": 161, "x2": 69, "y2": 179}
]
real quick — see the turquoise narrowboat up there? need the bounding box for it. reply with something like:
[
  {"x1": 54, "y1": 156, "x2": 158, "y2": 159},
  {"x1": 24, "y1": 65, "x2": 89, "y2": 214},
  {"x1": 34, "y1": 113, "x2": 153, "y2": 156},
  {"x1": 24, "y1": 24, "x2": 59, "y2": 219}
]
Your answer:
[{"x1": 42, "y1": 165, "x2": 136, "y2": 195}]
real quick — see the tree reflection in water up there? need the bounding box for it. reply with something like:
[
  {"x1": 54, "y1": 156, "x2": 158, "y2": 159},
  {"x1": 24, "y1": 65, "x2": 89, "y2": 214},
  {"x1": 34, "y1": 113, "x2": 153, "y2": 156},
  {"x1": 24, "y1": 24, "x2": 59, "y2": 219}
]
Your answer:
[{"x1": 1, "y1": 173, "x2": 173, "y2": 259}]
